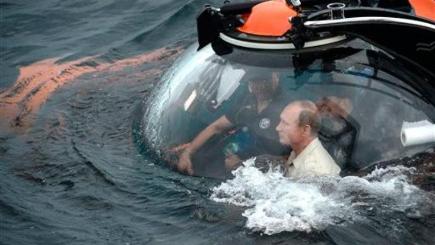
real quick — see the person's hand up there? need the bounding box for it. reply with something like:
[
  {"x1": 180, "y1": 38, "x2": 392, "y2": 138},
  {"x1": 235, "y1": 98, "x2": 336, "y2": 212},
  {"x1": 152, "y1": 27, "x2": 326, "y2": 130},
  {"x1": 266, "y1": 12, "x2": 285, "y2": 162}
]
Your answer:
[
  {"x1": 169, "y1": 143, "x2": 191, "y2": 155},
  {"x1": 177, "y1": 150, "x2": 194, "y2": 175},
  {"x1": 225, "y1": 154, "x2": 242, "y2": 171}
]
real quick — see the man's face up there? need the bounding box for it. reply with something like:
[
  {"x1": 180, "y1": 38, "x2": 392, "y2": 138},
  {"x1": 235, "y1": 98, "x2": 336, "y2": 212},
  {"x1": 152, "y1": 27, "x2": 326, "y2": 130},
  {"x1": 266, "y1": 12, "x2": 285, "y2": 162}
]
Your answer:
[
  {"x1": 248, "y1": 73, "x2": 279, "y2": 99},
  {"x1": 275, "y1": 105, "x2": 304, "y2": 146},
  {"x1": 248, "y1": 80, "x2": 273, "y2": 99}
]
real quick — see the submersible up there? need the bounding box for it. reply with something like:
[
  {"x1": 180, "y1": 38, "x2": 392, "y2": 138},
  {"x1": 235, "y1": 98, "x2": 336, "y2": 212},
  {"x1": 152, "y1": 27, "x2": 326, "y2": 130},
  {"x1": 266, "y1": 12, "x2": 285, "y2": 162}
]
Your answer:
[{"x1": 141, "y1": 0, "x2": 435, "y2": 177}]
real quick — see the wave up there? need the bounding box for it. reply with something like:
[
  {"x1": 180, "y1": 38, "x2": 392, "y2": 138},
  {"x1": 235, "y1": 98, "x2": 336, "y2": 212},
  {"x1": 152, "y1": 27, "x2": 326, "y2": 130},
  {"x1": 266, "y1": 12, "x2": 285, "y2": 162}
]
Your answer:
[
  {"x1": 211, "y1": 158, "x2": 434, "y2": 236},
  {"x1": 128, "y1": 0, "x2": 199, "y2": 44},
  {"x1": 0, "y1": 2, "x2": 18, "y2": 8}
]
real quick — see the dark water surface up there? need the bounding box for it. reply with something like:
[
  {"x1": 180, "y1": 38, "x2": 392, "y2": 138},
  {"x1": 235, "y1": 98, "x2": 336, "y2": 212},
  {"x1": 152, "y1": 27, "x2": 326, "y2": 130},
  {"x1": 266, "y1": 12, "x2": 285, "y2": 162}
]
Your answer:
[{"x1": 1, "y1": 1, "x2": 434, "y2": 244}]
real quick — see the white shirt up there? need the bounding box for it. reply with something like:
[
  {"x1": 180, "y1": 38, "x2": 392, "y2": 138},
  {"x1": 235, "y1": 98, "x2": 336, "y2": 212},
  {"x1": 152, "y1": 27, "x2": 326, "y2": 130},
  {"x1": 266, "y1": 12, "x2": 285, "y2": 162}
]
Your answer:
[{"x1": 285, "y1": 137, "x2": 341, "y2": 178}]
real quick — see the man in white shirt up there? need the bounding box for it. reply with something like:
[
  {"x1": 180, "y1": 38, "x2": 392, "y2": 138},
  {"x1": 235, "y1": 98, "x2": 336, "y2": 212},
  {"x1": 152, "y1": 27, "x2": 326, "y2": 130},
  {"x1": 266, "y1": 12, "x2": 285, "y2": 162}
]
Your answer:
[{"x1": 275, "y1": 100, "x2": 341, "y2": 178}]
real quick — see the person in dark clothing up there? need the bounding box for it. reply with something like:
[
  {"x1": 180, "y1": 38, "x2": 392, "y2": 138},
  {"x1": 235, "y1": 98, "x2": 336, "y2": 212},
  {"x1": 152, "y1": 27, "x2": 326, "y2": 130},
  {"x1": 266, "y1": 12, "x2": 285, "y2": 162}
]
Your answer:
[
  {"x1": 316, "y1": 96, "x2": 359, "y2": 170},
  {"x1": 171, "y1": 72, "x2": 290, "y2": 176}
]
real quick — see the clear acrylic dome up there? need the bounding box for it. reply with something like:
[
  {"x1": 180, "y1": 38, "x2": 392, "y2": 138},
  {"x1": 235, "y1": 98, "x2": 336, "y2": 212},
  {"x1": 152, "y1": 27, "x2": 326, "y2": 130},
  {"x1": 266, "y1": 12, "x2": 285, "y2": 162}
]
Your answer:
[{"x1": 142, "y1": 40, "x2": 434, "y2": 178}]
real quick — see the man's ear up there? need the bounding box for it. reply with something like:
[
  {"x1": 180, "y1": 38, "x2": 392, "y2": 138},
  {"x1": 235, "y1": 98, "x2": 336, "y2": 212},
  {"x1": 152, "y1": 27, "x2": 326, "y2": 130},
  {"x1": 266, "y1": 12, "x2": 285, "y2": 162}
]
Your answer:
[{"x1": 302, "y1": 125, "x2": 312, "y2": 136}]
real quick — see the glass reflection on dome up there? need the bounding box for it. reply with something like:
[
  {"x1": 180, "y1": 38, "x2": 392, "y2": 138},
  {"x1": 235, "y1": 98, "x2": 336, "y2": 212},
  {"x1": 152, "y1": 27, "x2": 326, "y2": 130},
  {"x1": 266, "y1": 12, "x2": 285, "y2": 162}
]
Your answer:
[{"x1": 143, "y1": 41, "x2": 434, "y2": 178}]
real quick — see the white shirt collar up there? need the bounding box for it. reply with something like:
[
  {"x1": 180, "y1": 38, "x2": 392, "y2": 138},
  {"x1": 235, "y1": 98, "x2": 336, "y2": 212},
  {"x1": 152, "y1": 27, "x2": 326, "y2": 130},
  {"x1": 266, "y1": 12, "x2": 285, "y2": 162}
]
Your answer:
[{"x1": 288, "y1": 137, "x2": 321, "y2": 169}]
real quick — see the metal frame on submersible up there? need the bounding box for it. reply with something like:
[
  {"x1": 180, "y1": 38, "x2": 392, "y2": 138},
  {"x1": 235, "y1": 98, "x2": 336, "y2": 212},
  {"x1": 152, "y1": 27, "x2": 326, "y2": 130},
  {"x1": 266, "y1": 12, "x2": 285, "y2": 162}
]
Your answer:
[{"x1": 196, "y1": 0, "x2": 435, "y2": 106}]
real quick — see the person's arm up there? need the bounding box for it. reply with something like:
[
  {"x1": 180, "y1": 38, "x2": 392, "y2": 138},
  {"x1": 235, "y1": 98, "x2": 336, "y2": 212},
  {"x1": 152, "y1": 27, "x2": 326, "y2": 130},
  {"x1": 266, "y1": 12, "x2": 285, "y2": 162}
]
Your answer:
[{"x1": 177, "y1": 115, "x2": 234, "y2": 175}]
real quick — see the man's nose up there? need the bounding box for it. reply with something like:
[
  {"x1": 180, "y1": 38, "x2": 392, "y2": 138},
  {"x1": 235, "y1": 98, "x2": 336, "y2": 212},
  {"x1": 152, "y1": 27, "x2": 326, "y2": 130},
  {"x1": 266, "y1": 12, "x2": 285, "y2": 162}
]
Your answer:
[{"x1": 276, "y1": 123, "x2": 281, "y2": 131}]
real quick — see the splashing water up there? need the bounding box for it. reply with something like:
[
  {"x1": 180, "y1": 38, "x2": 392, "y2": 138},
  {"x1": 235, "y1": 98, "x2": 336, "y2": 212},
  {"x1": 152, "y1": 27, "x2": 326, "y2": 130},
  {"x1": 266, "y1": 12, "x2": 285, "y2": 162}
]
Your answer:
[{"x1": 211, "y1": 159, "x2": 432, "y2": 235}]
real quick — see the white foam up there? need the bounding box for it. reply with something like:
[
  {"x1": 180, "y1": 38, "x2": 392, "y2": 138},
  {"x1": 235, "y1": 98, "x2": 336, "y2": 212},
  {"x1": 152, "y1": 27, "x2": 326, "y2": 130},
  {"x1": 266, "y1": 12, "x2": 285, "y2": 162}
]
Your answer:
[{"x1": 210, "y1": 159, "x2": 431, "y2": 235}]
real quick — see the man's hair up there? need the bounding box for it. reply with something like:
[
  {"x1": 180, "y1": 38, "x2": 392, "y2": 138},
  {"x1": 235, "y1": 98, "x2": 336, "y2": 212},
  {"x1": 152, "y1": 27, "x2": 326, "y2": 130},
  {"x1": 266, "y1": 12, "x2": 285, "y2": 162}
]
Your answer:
[{"x1": 296, "y1": 100, "x2": 321, "y2": 136}]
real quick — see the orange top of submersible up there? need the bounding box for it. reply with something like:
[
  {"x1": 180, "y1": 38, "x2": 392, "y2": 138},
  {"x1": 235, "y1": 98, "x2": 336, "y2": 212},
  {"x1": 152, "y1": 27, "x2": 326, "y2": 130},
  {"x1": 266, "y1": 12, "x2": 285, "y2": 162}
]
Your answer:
[
  {"x1": 238, "y1": 0, "x2": 298, "y2": 36},
  {"x1": 409, "y1": 0, "x2": 435, "y2": 21}
]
